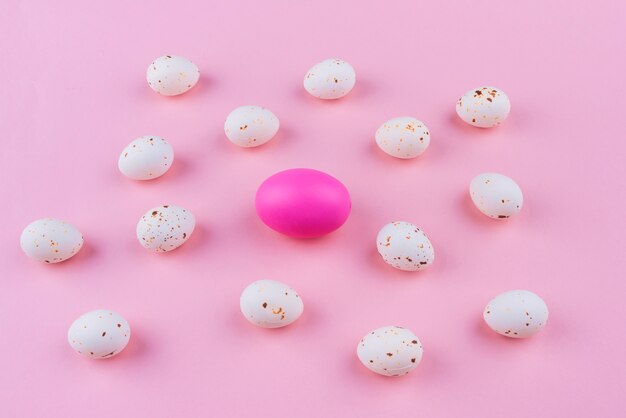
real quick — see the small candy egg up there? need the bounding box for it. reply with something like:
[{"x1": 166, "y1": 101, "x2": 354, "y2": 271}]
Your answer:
[
  {"x1": 456, "y1": 86, "x2": 511, "y2": 128},
  {"x1": 255, "y1": 168, "x2": 351, "y2": 238},
  {"x1": 375, "y1": 117, "x2": 431, "y2": 159},
  {"x1": 146, "y1": 55, "x2": 200, "y2": 96},
  {"x1": 357, "y1": 326, "x2": 423, "y2": 377},
  {"x1": 240, "y1": 279, "x2": 304, "y2": 328},
  {"x1": 68, "y1": 309, "x2": 131, "y2": 359},
  {"x1": 136, "y1": 205, "x2": 195, "y2": 252},
  {"x1": 20, "y1": 218, "x2": 83, "y2": 263},
  {"x1": 376, "y1": 221, "x2": 435, "y2": 271},
  {"x1": 483, "y1": 290, "x2": 549, "y2": 338},
  {"x1": 469, "y1": 173, "x2": 523, "y2": 219},
  {"x1": 224, "y1": 105, "x2": 279, "y2": 148},
  {"x1": 118, "y1": 136, "x2": 174, "y2": 180},
  {"x1": 303, "y1": 58, "x2": 356, "y2": 99}
]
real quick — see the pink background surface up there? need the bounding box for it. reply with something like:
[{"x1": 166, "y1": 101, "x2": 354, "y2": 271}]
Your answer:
[{"x1": 1, "y1": 1, "x2": 625, "y2": 417}]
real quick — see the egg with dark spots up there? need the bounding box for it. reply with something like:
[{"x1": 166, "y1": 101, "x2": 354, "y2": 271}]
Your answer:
[
  {"x1": 376, "y1": 221, "x2": 435, "y2": 271},
  {"x1": 118, "y1": 136, "x2": 174, "y2": 180},
  {"x1": 20, "y1": 218, "x2": 83, "y2": 263},
  {"x1": 456, "y1": 86, "x2": 510, "y2": 128},
  {"x1": 483, "y1": 290, "x2": 549, "y2": 338},
  {"x1": 240, "y1": 280, "x2": 303, "y2": 328},
  {"x1": 375, "y1": 117, "x2": 431, "y2": 159},
  {"x1": 146, "y1": 55, "x2": 199, "y2": 96},
  {"x1": 136, "y1": 205, "x2": 195, "y2": 252},
  {"x1": 67, "y1": 309, "x2": 131, "y2": 359},
  {"x1": 303, "y1": 58, "x2": 356, "y2": 99},
  {"x1": 224, "y1": 105, "x2": 279, "y2": 148},
  {"x1": 357, "y1": 326, "x2": 423, "y2": 376},
  {"x1": 469, "y1": 173, "x2": 523, "y2": 219}
]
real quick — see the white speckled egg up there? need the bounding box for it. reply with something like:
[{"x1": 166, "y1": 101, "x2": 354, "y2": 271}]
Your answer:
[
  {"x1": 484, "y1": 290, "x2": 549, "y2": 338},
  {"x1": 470, "y1": 173, "x2": 523, "y2": 219},
  {"x1": 118, "y1": 136, "x2": 174, "y2": 180},
  {"x1": 20, "y1": 218, "x2": 83, "y2": 263},
  {"x1": 240, "y1": 279, "x2": 303, "y2": 328},
  {"x1": 456, "y1": 86, "x2": 510, "y2": 128},
  {"x1": 357, "y1": 326, "x2": 423, "y2": 377},
  {"x1": 146, "y1": 55, "x2": 199, "y2": 96},
  {"x1": 376, "y1": 221, "x2": 435, "y2": 271},
  {"x1": 375, "y1": 117, "x2": 431, "y2": 159},
  {"x1": 224, "y1": 105, "x2": 279, "y2": 148},
  {"x1": 68, "y1": 309, "x2": 131, "y2": 359},
  {"x1": 136, "y1": 205, "x2": 195, "y2": 252},
  {"x1": 303, "y1": 58, "x2": 356, "y2": 99}
]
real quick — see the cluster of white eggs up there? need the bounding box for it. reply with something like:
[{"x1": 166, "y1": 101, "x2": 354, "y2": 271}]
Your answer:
[{"x1": 19, "y1": 55, "x2": 547, "y2": 371}]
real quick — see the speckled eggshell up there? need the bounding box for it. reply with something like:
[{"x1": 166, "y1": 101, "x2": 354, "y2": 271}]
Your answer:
[
  {"x1": 146, "y1": 55, "x2": 200, "y2": 96},
  {"x1": 118, "y1": 136, "x2": 174, "y2": 180},
  {"x1": 456, "y1": 86, "x2": 511, "y2": 128},
  {"x1": 67, "y1": 309, "x2": 131, "y2": 359},
  {"x1": 240, "y1": 280, "x2": 303, "y2": 328},
  {"x1": 224, "y1": 105, "x2": 280, "y2": 148},
  {"x1": 484, "y1": 290, "x2": 549, "y2": 338},
  {"x1": 470, "y1": 173, "x2": 523, "y2": 219},
  {"x1": 303, "y1": 58, "x2": 356, "y2": 99},
  {"x1": 376, "y1": 221, "x2": 435, "y2": 271},
  {"x1": 375, "y1": 117, "x2": 431, "y2": 159},
  {"x1": 357, "y1": 326, "x2": 423, "y2": 377},
  {"x1": 20, "y1": 218, "x2": 83, "y2": 263},
  {"x1": 136, "y1": 205, "x2": 195, "y2": 252}
]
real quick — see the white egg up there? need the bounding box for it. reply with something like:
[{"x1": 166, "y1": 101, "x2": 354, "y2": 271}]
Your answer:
[
  {"x1": 484, "y1": 290, "x2": 549, "y2": 338},
  {"x1": 118, "y1": 136, "x2": 174, "y2": 180},
  {"x1": 146, "y1": 55, "x2": 200, "y2": 96},
  {"x1": 375, "y1": 117, "x2": 431, "y2": 159},
  {"x1": 20, "y1": 218, "x2": 83, "y2": 263},
  {"x1": 303, "y1": 58, "x2": 356, "y2": 99},
  {"x1": 68, "y1": 309, "x2": 131, "y2": 359},
  {"x1": 469, "y1": 173, "x2": 523, "y2": 219},
  {"x1": 240, "y1": 279, "x2": 303, "y2": 328},
  {"x1": 376, "y1": 221, "x2": 435, "y2": 271},
  {"x1": 357, "y1": 326, "x2": 423, "y2": 377},
  {"x1": 136, "y1": 205, "x2": 195, "y2": 252},
  {"x1": 224, "y1": 105, "x2": 280, "y2": 148},
  {"x1": 456, "y1": 86, "x2": 511, "y2": 128}
]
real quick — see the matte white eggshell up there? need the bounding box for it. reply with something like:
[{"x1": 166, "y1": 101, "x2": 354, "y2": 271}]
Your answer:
[
  {"x1": 67, "y1": 309, "x2": 131, "y2": 359},
  {"x1": 136, "y1": 205, "x2": 195, "y2": 252},
  {"x1": 240, "y1": 279, "x2": 303, "y2": 328},
  {"x1": 376, "y1": 221, "x2": 435, "y2": 271},
  {"x1": 224, "y1": 105, "x2": 279, "y2": 148},
  {"x1": 456, "y1": 86, "x2": 511, "y2": 128},
  {"x1": 146, "y1": 55, "x2": 200, "y2": 96},
  {"x1": 118, "y1": 136, "x2": 174, "y2": 180},
  {"x1": 469, "y1": 173, "x2": 523, "y2": 219},
  {"x1": 375, "y1": 117, "x2": 431, "y2": 159},
  {"x1": 303, "y1": 58, "x2": 356, "y2": 99},
  {"x1": 20, "y1": 218, "x2": 83, "y2": 263},
  {"x1": 357, "y1": 326, "x2": 423, "y2": 377},
  {"x1": 483, "y1": 290, "x2": 549, "y2": 338}
]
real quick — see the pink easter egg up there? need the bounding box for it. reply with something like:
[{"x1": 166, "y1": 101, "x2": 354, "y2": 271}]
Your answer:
[{"x1": 255, "y1": 168, "x2": 351, "y2": 238}]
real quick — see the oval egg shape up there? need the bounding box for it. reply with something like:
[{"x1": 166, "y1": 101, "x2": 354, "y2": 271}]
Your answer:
[
  {"x1": 456, "y1": 86, "x2": 511, "y2": 128},
  {"x1": 146, "y1": 55, "x2": 200, "y2": 96},
  {"x1": 240, "y1": 279, "x2": 304, "y2": 328},
  {"x1": 20, "y1": 218, "x2": 83, "y2": 263},
  {"x1": 303, "y1": 58, "x2": 356, "y2": 99},
  {"x1": 357, "y1": 326, "x2": 424, "y2": 377},
  {"x1": 67, "y1": 309, "x2": 131, "y2": 359},
  {"x1": 136, "y1": 205, "x2": 195, "y2": 252},
  {"x1": 376, "y1": 221, "x2": 435, "y2": 271},
  {"x1": 469, "y1": 172, "x2": 523, "y2": 219},
  {"x1": 375, "y1": 117, "x2": 431, "y2": 159},
  {"x1": 255, "y1": 168, "x2": 351, "y2": 238},
  {"x1": 118, "y1": 136, "x2": 174, "y2": 180},
  {"x1": 483, "y1": 290, "x2": 549, "y2": 338},
  {"x1": 224, "y1": 105, "x2": 280, "y2": 148}
]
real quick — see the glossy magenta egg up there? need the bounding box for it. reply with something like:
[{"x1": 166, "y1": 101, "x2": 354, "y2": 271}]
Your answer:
[{"x1": 255, "y1": 168, "x2": 351, "y2": 238}]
